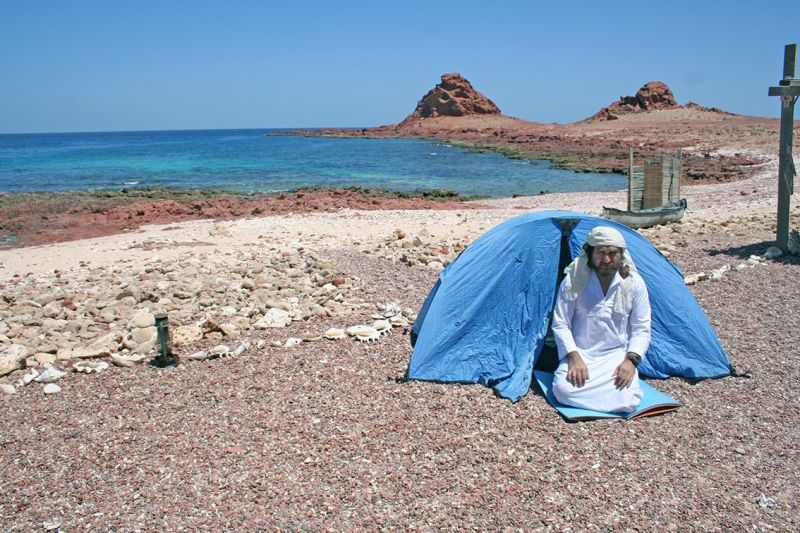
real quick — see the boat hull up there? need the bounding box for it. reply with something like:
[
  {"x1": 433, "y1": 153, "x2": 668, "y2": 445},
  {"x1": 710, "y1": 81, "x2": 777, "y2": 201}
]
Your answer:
[{"x1": 602, "y1": 199, "x2": 687, "y2": 229}]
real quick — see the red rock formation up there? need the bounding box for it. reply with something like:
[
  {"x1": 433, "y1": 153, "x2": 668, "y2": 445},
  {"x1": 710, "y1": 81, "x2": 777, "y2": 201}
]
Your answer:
[
  {"x1": 407, "y1": 73, "x2": 500, "y2": 119},
  {"x1": 685, "y1": 101, "x2": 735, "y2": 116},
  {"x1": 590, "y1": 81, "x2": 679, "y2": 121},
  {"x1": 293, "y1": 74, "x2": 506, "y2": 138}
]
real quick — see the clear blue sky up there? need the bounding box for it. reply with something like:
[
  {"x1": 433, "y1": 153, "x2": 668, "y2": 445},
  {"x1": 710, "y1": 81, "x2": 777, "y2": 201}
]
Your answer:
[{"x1": 1, "y1": 0, "x2": 798, "y2": 134}]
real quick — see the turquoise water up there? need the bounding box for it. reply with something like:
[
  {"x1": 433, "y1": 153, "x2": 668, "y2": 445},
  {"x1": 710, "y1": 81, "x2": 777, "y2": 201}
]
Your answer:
[{"x1": 0, "y1": 129, "x2": 626, "y2": 198}]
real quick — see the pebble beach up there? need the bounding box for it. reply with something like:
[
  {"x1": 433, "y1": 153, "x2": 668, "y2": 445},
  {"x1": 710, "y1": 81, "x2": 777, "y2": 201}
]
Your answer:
[{"x1": 1, "y1": 149, "x2": 799, "y2": 532}]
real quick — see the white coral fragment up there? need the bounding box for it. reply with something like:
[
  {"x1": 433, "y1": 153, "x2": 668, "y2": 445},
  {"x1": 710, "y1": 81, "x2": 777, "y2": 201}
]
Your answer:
[
  {"x1": 73, "y1": 360, "x2": 109, "y2": 374},
  {"x1": 684, "y1": 272, "x2": 707, "y2": 285},
  {"x1": 324, "y1": 328, "x2": 346, "y2": 340},
  {"x1": 764, "y1": 246, "x2": 783, "y2": 260},
  {"x1": 357, "y1": 330, "x2": 380, "y2": 343},
  {"x1": 185, "y1": 351, "x2": 209, "y2": 361},
  {"x1": 373, "y1": 320, "x2": 392, "y2": 336},
  {"x1": 389, "y1": 315, "x2": 409, "y2": 327},
  {"x1": 34, "y1": 364, "x2": 67, "y2": 383},
  {"x1": 346, "y1": 325, "x2": 372, "y2": 336},
  {"x1": 22, "y1": 369, "x2": 39, "y2": 386},
  {"x1": 709, "y1": 264, "x2": 731, "y2": 279},
  {"x1": 346, "y1": 325, "x2": 380, "y2": 343},
  {"x1": 110, "y1": 353, "x2": 147, "y2": 367},
  {"x1": 209, "y1": 345, "x2": 231, "y2": 357}
]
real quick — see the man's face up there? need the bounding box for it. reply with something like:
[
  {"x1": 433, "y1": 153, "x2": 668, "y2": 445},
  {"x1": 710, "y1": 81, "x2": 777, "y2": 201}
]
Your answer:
[{"x1": 589, "y1": 245, "x2": 623, "y2": 279}]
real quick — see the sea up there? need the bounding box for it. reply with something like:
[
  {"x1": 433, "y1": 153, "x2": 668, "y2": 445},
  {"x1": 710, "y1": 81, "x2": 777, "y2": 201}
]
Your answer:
[{"x1": 0, "y1": 128, "x2": 626, "y2": 198}]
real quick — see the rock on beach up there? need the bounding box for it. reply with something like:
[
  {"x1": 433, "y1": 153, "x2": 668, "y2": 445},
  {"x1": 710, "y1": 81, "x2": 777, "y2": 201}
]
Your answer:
[{"x1": 0, "y1": 247, "x2": 362, "y2": 378}]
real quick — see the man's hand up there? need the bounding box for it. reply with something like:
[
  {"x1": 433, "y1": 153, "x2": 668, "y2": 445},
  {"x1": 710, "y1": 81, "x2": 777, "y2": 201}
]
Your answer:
[
  {"x1": 566, "y1": 351, "x2": 589, "y2": 387},
  {"x1": 613, "y1": 357, "x2": 638, "y2": 389}
]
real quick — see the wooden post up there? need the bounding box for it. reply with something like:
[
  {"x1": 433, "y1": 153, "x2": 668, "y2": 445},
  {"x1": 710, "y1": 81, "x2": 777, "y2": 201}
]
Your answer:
[
  {"x1": 777, "y1": 91, "x2": 795, "y2": 251},
  {"x1": 768, "y1": 44, "x2": 799, "y2": 253},
  {"x1": 676, "y1": 148, "x2": 682, "y2": 202},
  {"x1": 667, "y1": 154, "x2": 675, "y2": 203},
  {"x1": 628, "y1": 145, "x2": 634, "y2": 211}
]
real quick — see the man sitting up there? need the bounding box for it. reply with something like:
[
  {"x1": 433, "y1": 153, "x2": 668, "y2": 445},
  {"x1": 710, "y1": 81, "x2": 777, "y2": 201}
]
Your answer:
[{"x1": 551, "y1": 226, "x2": 651, "y2": 414}]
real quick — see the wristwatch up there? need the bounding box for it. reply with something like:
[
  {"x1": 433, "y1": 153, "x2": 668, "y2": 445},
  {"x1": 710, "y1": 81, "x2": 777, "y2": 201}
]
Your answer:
[{"x1": 625, "y1": 354, "x2": 642, "y2": 367}]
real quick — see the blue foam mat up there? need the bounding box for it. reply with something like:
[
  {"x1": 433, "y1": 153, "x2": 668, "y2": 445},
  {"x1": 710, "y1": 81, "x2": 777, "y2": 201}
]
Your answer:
[{"x1": 534, "y1": 370, "x2": 681, "y2": 421}]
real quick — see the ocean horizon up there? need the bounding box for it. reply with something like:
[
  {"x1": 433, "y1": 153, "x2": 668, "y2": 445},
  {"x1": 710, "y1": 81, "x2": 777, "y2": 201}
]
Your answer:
[{"x1": 0, "y1": 128, "x2": 627, "y2": 198}]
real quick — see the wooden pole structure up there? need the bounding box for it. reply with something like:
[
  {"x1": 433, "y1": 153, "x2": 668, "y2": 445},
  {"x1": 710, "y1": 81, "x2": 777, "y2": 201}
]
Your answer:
[
  {"x1": 628, "y1": 145, "x2": 634, "y2": 211},
  {"x1": 676, "y1": 148, "x2": 682, "y2": 203},
  {"x1": 768, "y1": 44, "x2": 800, "y2": 253}
]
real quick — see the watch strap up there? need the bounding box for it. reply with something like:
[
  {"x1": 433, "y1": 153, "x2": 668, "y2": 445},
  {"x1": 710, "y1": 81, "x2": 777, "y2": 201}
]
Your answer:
[{"x1": 625, "y1": 354, "x2": 642, "y2": 367}]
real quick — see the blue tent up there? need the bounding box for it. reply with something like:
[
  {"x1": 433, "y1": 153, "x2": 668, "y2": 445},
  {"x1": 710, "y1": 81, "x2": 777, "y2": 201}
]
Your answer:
[{"x1": 408, "y1": 211, "x2": 732, "y2": 402}]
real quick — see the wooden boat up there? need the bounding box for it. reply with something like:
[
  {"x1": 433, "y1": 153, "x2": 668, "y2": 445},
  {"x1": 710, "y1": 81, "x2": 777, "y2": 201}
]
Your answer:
[
  {"x1": 603, "y1": 147, "x2": 687, "y2": 229},
  {"x1": 603, "y1": 199, "x2": 687, "y2": 229}
]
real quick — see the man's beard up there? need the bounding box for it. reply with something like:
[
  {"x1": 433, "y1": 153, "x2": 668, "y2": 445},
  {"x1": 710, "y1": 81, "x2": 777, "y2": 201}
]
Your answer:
[{"x1": 589, "y1": 255, "x2": 621, "y2": 279}]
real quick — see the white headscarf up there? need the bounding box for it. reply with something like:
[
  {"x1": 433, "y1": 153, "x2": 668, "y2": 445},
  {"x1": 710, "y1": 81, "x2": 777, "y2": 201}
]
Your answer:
[{"x1": 562, "y1": 226, "x2": 637, "y2": 314}]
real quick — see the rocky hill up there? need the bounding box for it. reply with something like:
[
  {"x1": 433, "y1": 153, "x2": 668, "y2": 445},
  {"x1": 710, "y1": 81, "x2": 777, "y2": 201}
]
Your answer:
[
  {"x1": 404, "y1": 73, "x2": 500, "y2": 119},
  {"x1": 586, "y1": 81, "x2": 736, "y2": 122},
  {"x1": 589, "y1": 81, "x2": 679, "y2": 121}
]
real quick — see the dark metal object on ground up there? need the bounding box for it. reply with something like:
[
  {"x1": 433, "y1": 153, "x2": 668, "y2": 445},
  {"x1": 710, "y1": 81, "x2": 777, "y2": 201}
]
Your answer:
[{"x1": 150, "y1": 312, "x2": 178, "y2": 368}]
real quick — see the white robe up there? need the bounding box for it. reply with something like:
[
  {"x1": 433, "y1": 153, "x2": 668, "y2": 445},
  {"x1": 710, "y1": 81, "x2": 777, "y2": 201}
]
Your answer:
[{"x1": 551, "y1": 270, "x2": 651, "y2": 414}]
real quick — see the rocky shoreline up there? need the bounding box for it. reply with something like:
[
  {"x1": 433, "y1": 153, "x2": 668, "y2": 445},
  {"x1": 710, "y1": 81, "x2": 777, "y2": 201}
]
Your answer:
[
  {"x1": 272, "y1": 128, "x2": 768, "y2": 181},
  {"x1": 0, "y1": 186, "x2": 489, "y2": 249}
]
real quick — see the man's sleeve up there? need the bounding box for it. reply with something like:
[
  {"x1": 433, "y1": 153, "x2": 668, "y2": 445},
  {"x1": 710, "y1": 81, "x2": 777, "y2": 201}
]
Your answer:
[
  {"x1": 551, "y1": 278, "x2": 578, "y2": 360},
  {"x1": 627, "y1": 274, "x2": 651, "y2": 358}
]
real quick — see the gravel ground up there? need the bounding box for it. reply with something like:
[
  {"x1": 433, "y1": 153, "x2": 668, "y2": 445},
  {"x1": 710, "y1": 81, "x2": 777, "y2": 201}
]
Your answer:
[
  {"x1": 2, "y1": 220, "x2": 799, "y2": 532},
  {"x1": 2, "y1": 149, "x2": 799, "y2": 532}
]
